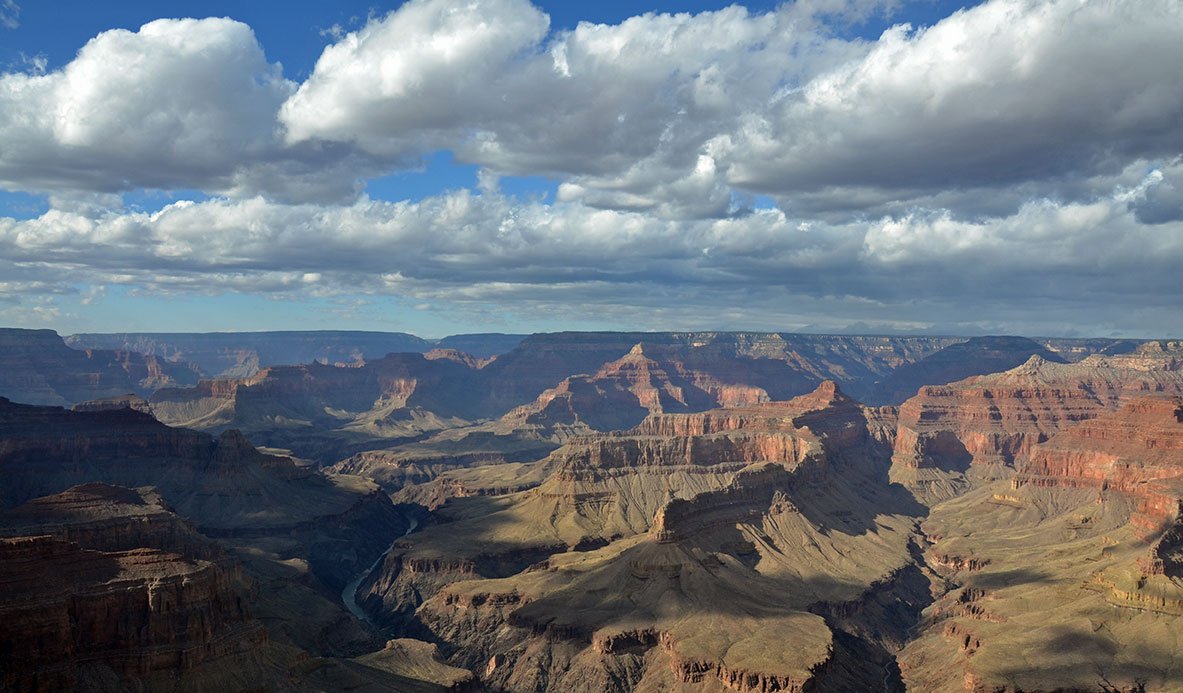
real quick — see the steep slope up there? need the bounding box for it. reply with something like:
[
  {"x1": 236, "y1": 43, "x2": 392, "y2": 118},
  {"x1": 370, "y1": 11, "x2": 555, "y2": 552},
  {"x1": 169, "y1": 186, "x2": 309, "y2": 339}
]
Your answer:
[
  {"x1": 358, "y1": 383, "x2": 929, "y2": 690},
  {"x1": 149, "y1": 353, "x2": 483, "y2": 461},
  {"x1": 0, "y1": 328, "x2": 199, "y2": 406},
  {"x1": 891, "y1": 343, "x2": 1183, "y2": 503},
  {"x1": 0, "y1": 484, "x2": 273, "y2": 692},
  {"x1": 899, "y1": 395, "x2": 1183, "y2": 691},
  {"x1": 0, "y1": 397, "x2": 404, "y2": 587},
  {"x1": 497, "y1": 342, "x2": 803, "y2": 434},
  {"x1": 331, "y1": 334, "x2": 964, "y2": 494},
  {"x1": 867, "y1": 335, "x2": 1066, "y2": 406},
  {"x1": 436, "y1": 333, "x2": 528, "y2": 359},
  {"x1": 476, "y1": 332, "x2": 963, "y2": 413},
  {"x1": 66, "y1": 330, "x2": 433, "y2": 377},
  {"x1": 0, "y1": 484, "x2": 473, "y2": 691}
]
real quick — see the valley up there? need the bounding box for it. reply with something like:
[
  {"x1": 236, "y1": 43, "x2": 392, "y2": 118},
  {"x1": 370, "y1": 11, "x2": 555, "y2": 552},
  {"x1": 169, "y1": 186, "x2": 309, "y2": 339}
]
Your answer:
[{"x1": 1, "y1": 328, "x2": 1180, "y2": 691}]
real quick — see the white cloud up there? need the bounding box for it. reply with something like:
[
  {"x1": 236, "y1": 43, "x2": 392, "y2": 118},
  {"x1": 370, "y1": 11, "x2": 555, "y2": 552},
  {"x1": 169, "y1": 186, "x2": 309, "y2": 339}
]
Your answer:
[
  {"x1": 280, "y1": 1, "x2": 865, "y2": 217},
  {"x1": 0, "y1": 0, "x2": 1181, "y2": 335},
  {"x1": 1, "y1": 170, "x2": 1181, "y2": 334},
  {"x1": 283, "y1": 0, "x2": 550, "y2": 150},
  {"x1": 2, "y1": 0, "x2": 1179, "y2": 219},
  {"x1": 722, "y1": 0, "x2": 1183, "y2": 207},
  {"x1": 0, "y1": 18, "x2": 376, "y2": 202},
  {"x1": 275, "y1": 0, "x2": 1183, "y2": 219}
]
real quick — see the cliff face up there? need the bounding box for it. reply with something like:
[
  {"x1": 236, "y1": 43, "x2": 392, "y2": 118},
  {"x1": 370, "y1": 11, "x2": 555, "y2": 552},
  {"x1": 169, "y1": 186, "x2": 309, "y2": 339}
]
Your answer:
[
  {"x1": 890, "y1": 348, "x2": 1183, "y2": 502},
  {"x1": 0, "y1": 397, "x2": 405, "y2": 585},
  {"x1": 0, "y1": 485, "x2": 268, "y2": 692},
  {"x1": 0, "y1": 328, "x2": 199, "y2": 407},
  {"x1": 72, "y1": 393, "x2": 154, "y2": 414},
  {"x1": 131, "y1": 332, "x2": 1133, "y2": 475},
  {"x1": 498, "y1": 342, "x2": 815, "y2": 434},
  {"x1": 897, "y1": 393, "x2": 1183, "y2": 691},
  {"x1": 0, "y1": 403, "x2": 463, "y2": 692},
  {"x1": 0, "y1": 537, "x2": 265, "y2": 692},
  {"x1": 65, "y1": 330, "x2": 434, "y2": 378},
  {"x1": 867, "y1": 335, "x2": 1066, "y2": 406},
  {"x1": 476, "y1": 332, "x2": 963, "y2": 414},
  {"x1": 1015, "y1": 397, "x2": 1183, "y2": 569},
  {"x1": 0, "y1": 483, "x2": 220, "y2": 559},
  {"x1": 1017, "y1": 397, "x2": 1183, "y2": 498},
  {"x1": 148, "y1": 353, "x2": 484, "y2": 461},
  {"x1": 360, "y1": 382, "x2": 927, "y2": 690}
]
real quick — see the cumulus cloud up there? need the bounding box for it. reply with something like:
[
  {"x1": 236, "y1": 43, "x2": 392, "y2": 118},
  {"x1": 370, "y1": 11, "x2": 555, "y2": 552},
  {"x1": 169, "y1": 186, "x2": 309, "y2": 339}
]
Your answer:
[
  {"x1": 3, "y1": 0, "x2": 1179, "y2": 218},
  {"x1": 0, "y1": 18, "x2": 382, "y2": 202},
  {"x1": 2, "y1": 168, "x2": 1181, "y2": 334},
  {"x1": 280, "y1": 0, "x2": 871, "y2": 217},
  {"x1": 723, "y1": 0, "x2": 1183, "y2": 210},
  {"x1": 278, "y1": 0, "x2": 1183, "y2": 219},
  {"x1": 0, "y1": 0, "x2": 1181, "y2": 335},
  {"x1": 282, "y1": 0, "x2": 551, "y2": 150}
]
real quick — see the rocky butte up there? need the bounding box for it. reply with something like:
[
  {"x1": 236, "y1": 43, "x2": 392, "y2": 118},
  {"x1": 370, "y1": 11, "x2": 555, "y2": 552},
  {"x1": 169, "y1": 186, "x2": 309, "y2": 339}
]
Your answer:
[{"x1": 1, "y1": 329, "x2": 1180, "y2": 691}]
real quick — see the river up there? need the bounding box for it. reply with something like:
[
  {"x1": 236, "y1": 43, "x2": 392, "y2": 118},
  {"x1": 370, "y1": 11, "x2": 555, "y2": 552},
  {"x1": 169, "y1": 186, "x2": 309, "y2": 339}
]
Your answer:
[{"x1": 341, "y1": 515, "x2": 419, "y2": 627}]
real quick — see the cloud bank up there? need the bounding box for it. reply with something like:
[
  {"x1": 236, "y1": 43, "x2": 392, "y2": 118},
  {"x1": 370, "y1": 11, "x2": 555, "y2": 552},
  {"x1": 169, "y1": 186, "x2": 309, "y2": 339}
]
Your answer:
[{"x1": 0, "y1": 0, "x2": 1180, "y2": 335}]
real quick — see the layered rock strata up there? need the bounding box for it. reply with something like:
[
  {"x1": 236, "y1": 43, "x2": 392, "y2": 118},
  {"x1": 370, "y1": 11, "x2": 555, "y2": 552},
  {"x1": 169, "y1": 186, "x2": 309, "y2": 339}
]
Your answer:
[
  {"x1": 898, "y1": 392, "x2": 1183, "y2": 691},
  {"x1": 0, "y1": 328, "x2": 199, "y2": 406},
  {"x1": 891, "y1": 346, "x2": 1183, "y2": 503},
  {"x1": 0, "y1": 485, "x2": 269, "y2": 692},
  {"x1": 361, "y1": 382, "x2": 927, "y2": 690}
]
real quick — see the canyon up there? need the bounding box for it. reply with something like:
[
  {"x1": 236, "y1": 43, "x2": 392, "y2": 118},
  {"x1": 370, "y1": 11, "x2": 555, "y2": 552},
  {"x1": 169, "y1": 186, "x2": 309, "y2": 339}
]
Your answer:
[{"x1": 1, "y1": 328, "x2": 1180, "y2": 692}]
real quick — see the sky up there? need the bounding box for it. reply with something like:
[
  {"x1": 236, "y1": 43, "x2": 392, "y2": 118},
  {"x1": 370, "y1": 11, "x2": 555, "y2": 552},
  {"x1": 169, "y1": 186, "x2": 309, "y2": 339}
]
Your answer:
[{"x1": 0, "y1": 0, "x2": 1180, "y2": 339}]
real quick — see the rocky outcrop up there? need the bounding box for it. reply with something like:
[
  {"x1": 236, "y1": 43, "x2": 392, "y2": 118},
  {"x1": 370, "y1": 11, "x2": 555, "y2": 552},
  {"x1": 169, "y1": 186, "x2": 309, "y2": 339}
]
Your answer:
[
  {"x1": 1015, "y1": 397, "x2": 1183, "y2": 498},
  {"x1": 424, "y1": 347, "x2": 492, "y2": 369},
  {"x1": 0, "y1": 536, "x2": 266, "y2": 691},
  {"x1": 363, "y1": 382, "x2": 923, "y2": 691},
  {"x1": 0, "y1": 483, "x2": 270, "y2": 692},
  {"x1": 898, "y1": 382, "x2": 1183, "y2": 690},
  {"x1": 148, "y1": 353, "x2": 483, "y2": 461},
  {"x1": 0, "y1": 397, "x2": 405, "y2": 588},
  {"x1": 66, "y1": 330, "x2": 434, "y2": 378},
  {"x1": 867, "y1": 335, "x2": 1066, "y2": 406},
  {"x1": 891, "y1": 347, "x2": 1183, "y2": 502},
  {"x1": 476, "y1": 332, "x2": 964, "y2": 415},
  {"x1": 72, "y1": 393, "x2": 154, "y2": 414},
  {"x1": 498, "y1": 341, "x2": 828, "y2": 435},
  {"x1": 0, "y1": 483, "x2": 220, "y2": 560},
  {"x1": 0, "y1": 328, "x2": 199, "y2": 407},
  {"x1": 1013, "y1": 396, "x2": 1183, "y2": 579}
]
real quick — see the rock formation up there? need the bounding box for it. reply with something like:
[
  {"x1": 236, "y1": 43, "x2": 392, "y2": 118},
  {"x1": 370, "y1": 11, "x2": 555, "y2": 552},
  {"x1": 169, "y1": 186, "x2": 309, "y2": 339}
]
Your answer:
[
  {"x1": 866, "y1": 335, "x2": 1066, "y2": 406},
  {"x1": 0, "y1": 404, "x2": 474, "y2": 691},
  {"x1": 357, "y1": 382, "x2": 928, "y2": 690},
  {"x1": 0, "y1": 396, "x2": 405, "y2": 588},
  {"x1": 891, "y1": 344, "x2": 1183, "y2": 503},
  {"x1": 148, "y1": 353, "x2": 484, "y2": 461},
  {"x1": 898, "y1": 392, "x2": 1183, "y2": 691},
  {"x1": 66, "y1": 330, "x2": 434, "y2": 377},
  {"x1": 0, "y1": 328, "x2": 199, "y2": 406},
  {"x1": 72, "y1": 393, "x2": 154, "y2": 414},
  {"x1": 6, "y1": 329, "x2": 1179, "y2": 692},
  {"x1": 66, "y1": 330, "x2": 529, "y2": 378},
  {"x1": 0, "y1": 484, "x2": 272, "y2": 691}
]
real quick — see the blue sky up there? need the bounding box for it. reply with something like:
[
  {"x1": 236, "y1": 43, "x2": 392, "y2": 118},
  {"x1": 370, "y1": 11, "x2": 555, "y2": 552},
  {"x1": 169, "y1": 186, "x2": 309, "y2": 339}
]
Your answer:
[{"x1": 0, "y1": 0, "x2": 1179, "y2": 338}]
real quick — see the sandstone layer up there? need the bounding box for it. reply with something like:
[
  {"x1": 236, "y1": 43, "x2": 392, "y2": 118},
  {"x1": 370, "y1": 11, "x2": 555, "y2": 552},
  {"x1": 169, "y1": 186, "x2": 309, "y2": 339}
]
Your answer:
[
  {"x1": 0, "y1": 484, "x2": 271, "y2": 692},
  {"x1": 898, "y1": 393, "x2": 1183, "y2": 691},
  {"x1": 891, "y1": 345, "x2": 1183, "y2": 503},
  {"x1": 358, "y1": 382, "x2": 929, "y2": 690},
  {"x1": 0, "y1": 328, "x2": 199, "y2": 406}
]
